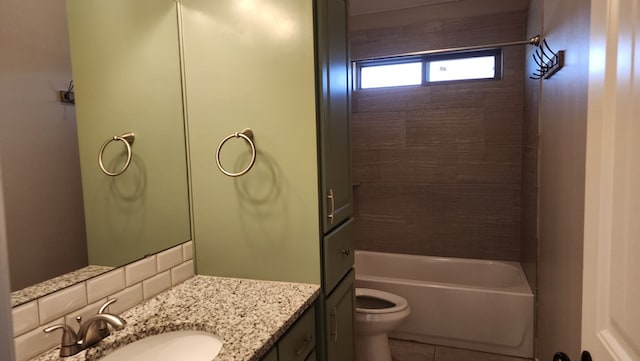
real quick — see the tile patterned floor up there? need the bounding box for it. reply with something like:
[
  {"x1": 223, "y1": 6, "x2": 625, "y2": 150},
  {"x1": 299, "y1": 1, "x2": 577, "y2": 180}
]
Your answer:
[{"x1": 389, "y1": 339, "x2": 533, "y2": 361}]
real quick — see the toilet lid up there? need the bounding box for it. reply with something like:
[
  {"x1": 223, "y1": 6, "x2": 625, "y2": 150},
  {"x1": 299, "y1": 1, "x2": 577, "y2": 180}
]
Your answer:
[{"x1": 355, "y1": 288, "x2": 409, "y2": 314}]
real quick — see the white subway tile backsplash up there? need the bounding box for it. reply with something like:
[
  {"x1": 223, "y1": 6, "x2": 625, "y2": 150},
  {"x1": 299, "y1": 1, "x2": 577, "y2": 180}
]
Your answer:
[
  {"x1": 157, "y1": 245, "x2": 183, "y2": 272},
  {"x1": 11, "y1": 241, "x2": 195, "y2": 360},
  {"x1": 171, "y1": 260, "x2": 195, "y2": 286},
  {"x1": 125, "y1": 256, "x2": 157, "y2": 286},
  {"x1": 182, "y1": 241, "x2": 194, "y2": 260},
  {"x1": 12, "y1": 301, "x2": 39, "y2": 337},
  {"x1": 64, "y1": 298, "x2": 107, "y2": 332},
  {"x1": 87, "y1": 269, "x2": 125, "y2": 304},
  {"x1": 108, "y1": 283, "x2": 144, "y2": 315},
  {"x1": 38, "y1": 283, "x2": 86, "y2": 324},
  {"x1": 14, "y1": 318, "x2": 63, "y2": 361},
  {"x1": 142, "y1": 271, "x2": 171, "y2": 300}
]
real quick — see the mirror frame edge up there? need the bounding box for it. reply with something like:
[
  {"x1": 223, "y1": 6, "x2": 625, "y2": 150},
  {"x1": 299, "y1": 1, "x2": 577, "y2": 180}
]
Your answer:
[{"x1": 0, "y1": 158, "x2": 17, "y2": 360}]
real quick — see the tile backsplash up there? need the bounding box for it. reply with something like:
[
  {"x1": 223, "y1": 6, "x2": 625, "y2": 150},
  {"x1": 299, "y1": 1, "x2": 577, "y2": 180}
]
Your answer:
[{"x1": 11, "y1": 241, "x2": 195, "y2": 361}]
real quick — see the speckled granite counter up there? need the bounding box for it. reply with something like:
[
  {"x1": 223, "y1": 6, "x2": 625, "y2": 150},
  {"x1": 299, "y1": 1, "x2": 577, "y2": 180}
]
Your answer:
[
  {"x1": 12, "y1": 265, "x2": 114, "y2": 307},
  {"x1": 32, "y1": 275, "x2": 320, "y2": 361}
]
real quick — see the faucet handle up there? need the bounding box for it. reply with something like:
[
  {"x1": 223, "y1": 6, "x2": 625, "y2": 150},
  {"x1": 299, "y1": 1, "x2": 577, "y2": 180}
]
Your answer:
[
  {"x1": 44, "y1": 324, "x2": 78, "y2": 346},
  {"x1": 96, "y1": 298, "x2": 119, "y2": 338},
  {"x1": 98, "y1": 298, "x2": 118, "y2": 314},
  {"x1": 44, "y1": 324, "x2": 82, "y2": 356}
]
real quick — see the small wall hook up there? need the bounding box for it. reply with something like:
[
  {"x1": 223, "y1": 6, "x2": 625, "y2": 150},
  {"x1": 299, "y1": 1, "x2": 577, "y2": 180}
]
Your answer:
[{"x1": 59, "y1": 80, "x2": 75, "y2": 104}]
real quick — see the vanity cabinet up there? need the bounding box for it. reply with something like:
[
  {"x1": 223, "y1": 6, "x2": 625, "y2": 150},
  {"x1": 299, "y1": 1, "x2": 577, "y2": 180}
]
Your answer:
[
  {"x1": 262, "y1": 347, "x2": 278, "y2": 361},
  {"x1": 279, "y1": 306, "x2": 316, "y2": 361},
  {"x1": 260, "y1": 306, "x2": 317, "y2": 361}
]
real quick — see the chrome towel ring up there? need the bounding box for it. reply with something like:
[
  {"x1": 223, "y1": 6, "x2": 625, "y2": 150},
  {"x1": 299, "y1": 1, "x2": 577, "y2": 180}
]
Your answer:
[
  {"x1": 215, "y1": 128, "x2": 256, "y2": 177},
  {"x1": 98, "y1": 132, "x2": 135, "y2": 176}
]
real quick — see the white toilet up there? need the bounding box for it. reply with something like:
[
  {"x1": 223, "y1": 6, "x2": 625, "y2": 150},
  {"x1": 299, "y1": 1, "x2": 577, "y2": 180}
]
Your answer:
[{"x1": 355, "y1": 288, "x2": 410, "y2": 361}]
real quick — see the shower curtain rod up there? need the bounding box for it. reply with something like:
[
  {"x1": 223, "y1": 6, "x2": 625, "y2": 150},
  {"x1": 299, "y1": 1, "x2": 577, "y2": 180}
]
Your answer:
[{"x1": 353, "y1": 34, "x2": 541, "y2": 62}]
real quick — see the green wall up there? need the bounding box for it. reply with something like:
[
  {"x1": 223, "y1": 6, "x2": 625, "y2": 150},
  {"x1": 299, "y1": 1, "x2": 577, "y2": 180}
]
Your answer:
[
  {"x1": 181, "y1": 0, "x2": 321, "y2": 284},
  {"x1": 67, "y1": 0, "x2": 191, "y2": 266}
]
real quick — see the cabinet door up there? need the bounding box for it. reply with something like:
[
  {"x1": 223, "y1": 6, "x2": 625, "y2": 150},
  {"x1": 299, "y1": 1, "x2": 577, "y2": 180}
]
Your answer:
[
  {"x1": 325, "y1": 270, "x2": 355, "y2": 361},
  {"x1": 316, "y1": 0, "x2": 352, "y2": 233},
  {"x1": 260, "y1": 347, "x2": 278, "y2": 361},
  {"x1": 305, "y1": 350, "x2": 317, "y2": 361},
  {"x1": 279, "y1": 307, "x2": 316, "y2": 361}
]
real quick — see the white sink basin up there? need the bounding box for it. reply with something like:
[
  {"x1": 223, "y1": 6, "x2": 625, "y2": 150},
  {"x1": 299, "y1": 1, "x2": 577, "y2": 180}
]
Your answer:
[{"x1": 100, "y1": 330, "x2": 222, "y2": 361}]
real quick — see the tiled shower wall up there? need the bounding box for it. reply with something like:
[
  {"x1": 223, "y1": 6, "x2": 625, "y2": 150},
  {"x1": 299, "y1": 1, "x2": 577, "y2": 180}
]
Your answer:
[{"x1": 350, "y1": 10, "x2": 527, "y2": 260}]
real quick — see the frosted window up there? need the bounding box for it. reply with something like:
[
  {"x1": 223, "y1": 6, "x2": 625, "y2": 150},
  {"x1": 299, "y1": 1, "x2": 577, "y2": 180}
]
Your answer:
[
  {"x1": 428, "y1": 56, "x2": 496, "y2": 82},
  {"x1": 360, "y1": 62, "x2": 422, "y2": 89},
  {"x1": 355, "y1": 50, "x2": 500, "y2": 90}
]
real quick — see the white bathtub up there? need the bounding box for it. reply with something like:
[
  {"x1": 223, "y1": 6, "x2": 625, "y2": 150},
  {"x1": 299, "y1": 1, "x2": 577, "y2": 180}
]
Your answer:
[{"x1": 355, "y1": 250, "x2": 534, "y2": 358}]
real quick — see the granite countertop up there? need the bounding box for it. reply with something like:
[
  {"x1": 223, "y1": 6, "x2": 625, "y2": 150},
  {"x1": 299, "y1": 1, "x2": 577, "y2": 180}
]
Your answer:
[
  {"x1": 33, "y1": 275, "x2": 320, "y2": 361},
  {"x1": 12, "y1": 265, "x2": 114, "y2": 307}
]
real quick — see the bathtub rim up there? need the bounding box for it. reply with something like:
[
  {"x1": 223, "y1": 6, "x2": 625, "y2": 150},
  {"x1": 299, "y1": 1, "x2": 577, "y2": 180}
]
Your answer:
[{"x1": 354, "y1": 250, "x2": 533, "y2": 295}]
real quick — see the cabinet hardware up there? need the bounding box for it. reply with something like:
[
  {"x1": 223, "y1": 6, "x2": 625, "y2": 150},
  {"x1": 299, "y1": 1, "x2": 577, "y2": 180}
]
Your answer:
[
  {"x1": 329, "y1": 308, "x2": 338, "y2": 342},
  {"x1": 328, "y1": 189, "x2": 335, "y2": 225},
  {"x1": 341, "y1": 248, "x2": 350, "y2": 256},
  {"x1": 295, "y1": 335, "x2": 313, "y2": 356}
]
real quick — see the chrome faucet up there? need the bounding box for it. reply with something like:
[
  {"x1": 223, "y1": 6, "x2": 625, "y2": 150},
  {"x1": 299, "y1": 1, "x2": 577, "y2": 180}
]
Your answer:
[{"x1": 44, "y1": 298, "x2": 127, "y2": 357}]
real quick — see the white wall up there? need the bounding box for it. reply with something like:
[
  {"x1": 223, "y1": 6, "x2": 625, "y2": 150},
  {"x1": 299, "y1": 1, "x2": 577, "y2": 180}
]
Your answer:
[
  {"x1": 0, "y1": 0, "x2": 88, "y2": 290},
  {"x1": 536, "y1": 0, "x2": 591, "y2": 359}
]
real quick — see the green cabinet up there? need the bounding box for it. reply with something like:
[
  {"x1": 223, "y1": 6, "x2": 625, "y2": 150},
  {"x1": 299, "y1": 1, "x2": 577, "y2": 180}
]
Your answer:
[
  {"x1": 262, "y1": 347, "x2": 278, "y2": 361},
  {"x1": 322, "y1": 219, "x2": 354, "y2": 293},
  {"x1": 315, "y1": 0, "x2": 355, "y2": 360},
  {"x1": 325, "y1": 270, "x2": 355, "y2": 361},
  {"x1": 318, "y1": 222, "x2": 355, "y2": 361},
  {"x1": 305, "y1": 351, "x2": 317, "y2": 361},
  {"x1": 279, "y1": 307, "x2": 317, "y2": 361},
  {"x1": 319, "y1": 220, "x2": 354, "y2": 361},
  {"x1": 260, "y1": 306, "x2": 317, "y2": 361},
  {"x1": 316, "y1": 0, "x2": 353, "y2": 234}
]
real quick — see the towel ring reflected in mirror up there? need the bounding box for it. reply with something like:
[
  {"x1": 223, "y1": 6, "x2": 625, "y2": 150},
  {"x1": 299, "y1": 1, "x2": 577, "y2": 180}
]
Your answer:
[
  {"x1": 98, "y1": 132, "x2": 135, "y2": 176},
  {"x1": 215, "y1": 128, "x2": 256, "y2": 177}
]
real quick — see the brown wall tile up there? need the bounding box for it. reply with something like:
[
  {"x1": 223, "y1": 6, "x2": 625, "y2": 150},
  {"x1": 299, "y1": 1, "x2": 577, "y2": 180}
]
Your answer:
[
  {"x1": 352, "y1": 112, "x2": 406, "y2": 150},
  {"x1": 352, "y1": 86, "x2": 432, "y2": 113},
  {"x1": 350, "y1": 10, "x2": 527, "y2": 261},
  {"x1": 406, "y1": 108, "x2": 485, "y2": 145}
]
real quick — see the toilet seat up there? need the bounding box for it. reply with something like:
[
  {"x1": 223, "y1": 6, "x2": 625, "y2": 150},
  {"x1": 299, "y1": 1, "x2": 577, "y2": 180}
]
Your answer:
[{"x1": 356, "y1": 288, "x2": 409, "y2": 314}]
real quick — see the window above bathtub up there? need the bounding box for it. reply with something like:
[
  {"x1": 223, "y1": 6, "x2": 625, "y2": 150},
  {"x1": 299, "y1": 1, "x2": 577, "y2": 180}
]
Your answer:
[{"x1": 353, "y1": 48, "x2": 503, "y2": 90}]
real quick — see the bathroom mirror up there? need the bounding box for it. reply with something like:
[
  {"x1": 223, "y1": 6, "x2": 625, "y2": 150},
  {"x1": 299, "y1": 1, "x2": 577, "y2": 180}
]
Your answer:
[{"x1": 0, "y1": 0, "x2": 191, "y2": 307}]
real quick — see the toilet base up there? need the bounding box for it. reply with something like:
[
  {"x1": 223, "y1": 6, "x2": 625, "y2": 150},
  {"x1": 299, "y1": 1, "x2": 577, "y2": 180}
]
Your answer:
[{"x1": 356, "y1": 333, "x2": 392, "y2": 361}]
